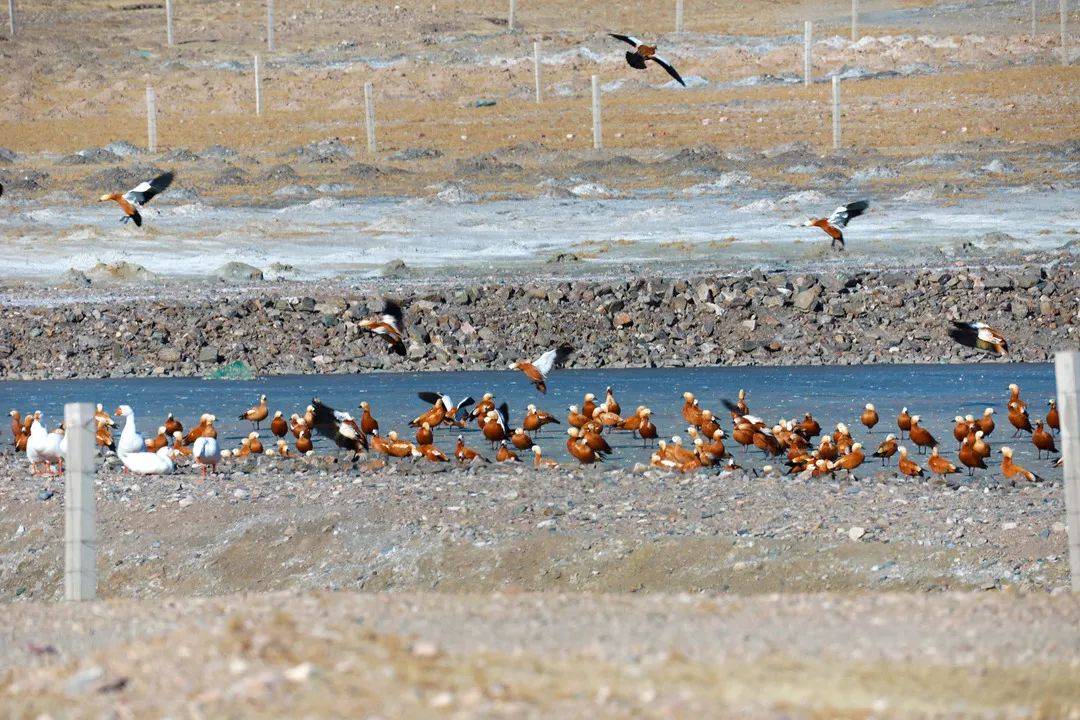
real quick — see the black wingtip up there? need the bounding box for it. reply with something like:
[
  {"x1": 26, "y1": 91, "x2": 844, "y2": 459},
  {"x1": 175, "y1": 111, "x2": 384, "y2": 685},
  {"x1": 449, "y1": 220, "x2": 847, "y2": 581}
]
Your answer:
[{"x1": 721, "y1": 399, "x2": 740, "y2": 413}]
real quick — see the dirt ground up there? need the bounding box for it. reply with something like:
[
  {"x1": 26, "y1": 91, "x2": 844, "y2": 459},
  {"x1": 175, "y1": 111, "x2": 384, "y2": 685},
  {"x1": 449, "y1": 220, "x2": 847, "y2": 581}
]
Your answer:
[
  {"x1": 2, "y1": 591, "x2": 1080, "y2": 718},
  {"x1": 1, "y1": 0, "x2": 1077, "y2": 203}
]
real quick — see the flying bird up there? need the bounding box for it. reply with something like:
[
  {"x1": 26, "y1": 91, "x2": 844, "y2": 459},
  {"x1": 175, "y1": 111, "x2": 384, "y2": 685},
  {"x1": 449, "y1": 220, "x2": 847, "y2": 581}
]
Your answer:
[
  {"x1": 99, "y1": 171, "x2": 174, "y2": 227},
  {"x1": 358, "y1": 299, "x2": 406, "y2": 356},
  {"x1": 802, "y1": 200, "x2": 869, "y2": 250},
  {"x1": 948, "y1": 321, "x2": 1008, "y2": 355},
  {"x1": 609, "y1": 34, "x2": 686, "y2": 87},
  {"x1": 510, "y1": 345, "x2": 573, "y2": 394}
]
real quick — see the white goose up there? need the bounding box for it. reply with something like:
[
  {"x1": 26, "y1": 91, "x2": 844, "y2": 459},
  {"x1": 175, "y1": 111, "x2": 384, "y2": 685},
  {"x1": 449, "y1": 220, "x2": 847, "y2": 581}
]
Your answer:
[
  {"x1": 120, "y1": 446, "x2": 177, "y2": 475},
  {"x1": 114, "y1": 405, "x2": 145, "y2": 457},
  {"x1": 192, "y1": 419, "x2": 221, "y2": 477},
  {"x1": 26, "y1": 418, "x2": 64, "y2": 475}
]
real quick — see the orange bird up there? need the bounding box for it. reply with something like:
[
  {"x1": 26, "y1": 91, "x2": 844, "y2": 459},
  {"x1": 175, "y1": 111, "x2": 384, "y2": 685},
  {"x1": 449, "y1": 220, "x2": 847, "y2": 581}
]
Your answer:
[
  {"x1": 860, "y1": 404, "x2": 879, "y2": 433},
  {"x1": 1001, "y1": 446, "x2": 1042, "y2": 482},
  {"x1": 510, "y1": 345, "x2": 572, "y2": 394},
  {"x1": 897, "y1": 447, "x2": 923, "y2": 478},
  {"x1": 802, "y1": 200, "x2": 869, "y2": 250},
  {"x1": 358, "y1": 300, "x2": 406, "y2": 356},
  {"x1": 270, "y1": 411, "x2": 288, "y2": 438},
  {"x1": 1031, "y1": 421, "x2": 1058, "y2": 459},
  {"x1": 99, "y1": 171, "x2": 173, "y2": 227},
  {"x1": 1046, "y1": 400, "x2": 1059, "y2": 435}
]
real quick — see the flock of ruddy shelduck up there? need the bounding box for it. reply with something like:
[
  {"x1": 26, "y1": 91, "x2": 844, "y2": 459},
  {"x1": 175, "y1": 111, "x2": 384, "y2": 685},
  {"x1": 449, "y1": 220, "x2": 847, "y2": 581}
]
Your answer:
[{"x1": 10, "y1": 380, "x2": 1061, "y2": 481}]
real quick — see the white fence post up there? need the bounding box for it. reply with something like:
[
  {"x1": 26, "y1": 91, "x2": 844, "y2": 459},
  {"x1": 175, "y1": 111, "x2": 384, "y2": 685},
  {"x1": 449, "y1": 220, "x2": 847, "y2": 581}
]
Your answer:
[
  {"x1": 64, "y1": 403, "x2": 96, "y2": 602},
  {"x1": 364, "y1": 81, "x2": 377, "y2": 153},
  {"x1": 146, "y1": 85, "x2": 158, "y2": 152},
  {"x1": 851, "y1": 0, "x2": 859, "y2": 41},
  {"x1": 1032, "y1": 0, "x2": 1038, "y2": 34},
  {"x1": 165, "y1": 0, "x2": 174, "y2": 45},
  {"x1": 591, "y1": 74, "x2": 602, "y2": 150},
  {"x1": 804, "y1": 21, "x2": 813, "y2": 86},
  {"x1": 832, "y1": 75, "x2": 841, "y2": 150},
  {"x1": 254, "y1": 54, "x2": 262, "y2": 116},
  {"x1": 533, "y1": 41, "x2": 542, "y2": 103},
  {"x1": 675, "y1": 0, "x2": 684, "y2": 33},
  {"x1": 267, "y1": 0, "x2": 274, "y2": 52},
  {"x1": 1055, "y1": 352, "x2": 1080, "y2": 591},
  {"x1": 508, "y1": 0, "x2": 515, "y2": 30},
  {"x1": 7, "y1": 0, "x2": 14, "y2": 37}
]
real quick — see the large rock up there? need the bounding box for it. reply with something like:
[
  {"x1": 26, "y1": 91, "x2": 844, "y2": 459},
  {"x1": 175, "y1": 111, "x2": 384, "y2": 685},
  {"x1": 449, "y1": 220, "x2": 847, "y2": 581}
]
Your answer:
[
  {"x1": 215, "y1": 262, "x2": 264, "y2": 282},
  {"x1": 86, "y1": 261, "x2": 155, "y2": 283},
  {"x1": 793, "y1": 285, "x2": 822, "y2": 312}
]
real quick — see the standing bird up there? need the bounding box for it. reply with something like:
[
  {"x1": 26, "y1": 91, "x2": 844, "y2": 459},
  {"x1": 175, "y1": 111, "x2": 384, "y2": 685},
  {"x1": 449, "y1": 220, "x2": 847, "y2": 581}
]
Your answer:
[
  {"x1": 907, "y1": 416, "x2": 937, "y2": 455},
  {"x1": 358, "y1": 401, "x2": 379, "y2": 435},
  {"x1": 358, "y1": 300, "x2": 406, "y2": 356},
  {"x1": 948, "y1": 321, "x2": 1009, "y2": 355},
  {"x1": 510, "y1": 345, "x2": 573, "y2": 394},
  {"x1": 98, "y1": 171, "x2": 174, "y2": 227},
  {"x1": 927, "y1": 447, "x2": 960, "y2": 480},
  {"x1": 860, "y1": 404, "x2": 879, "y2": 433},
  {"x1": 1031, "y1": 421, "x2": 1058, "y2": 459},
  {"x1": 191, "y1": 419, "x2": 221, "y2": 477},
  {"x1": 270, "y1": 411, "x2": 288, "y2": 438},
  {"x1": 896, "y1": 408, "x2": 912, "y2": 439},
  {"x1": 896, "y1": 446, "x2": 923, "y2": 478},
  {"x1": 1046, "y1": 400, "x2": 1059, "y2": 435},
  {"x1": 976, "y1": 408, "x2": 996, "y2": 437},
  {"x1": 872, "y1": 434, "x2": 898, "y2": 465},
  {"x1": 163, "y1": 412, "x2": 182, "y2": 437},
  {"x1": 802, "y1": 200, "x2": 869, "y2": 250},
  {"x1": 609, "y1": 34, "x2": 686, "y2": 86},
  {"x1": 238, "y1": 394, "x2": 269, "y2": 430},
  {"x1": 114, "y1": 405, "x2": 146, "y2": 458}
]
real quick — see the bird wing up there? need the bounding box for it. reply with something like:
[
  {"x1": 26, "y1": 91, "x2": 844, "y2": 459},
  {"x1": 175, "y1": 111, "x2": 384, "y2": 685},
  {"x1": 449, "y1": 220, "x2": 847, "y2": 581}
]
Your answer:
[
  {"x1": 649, "y1": 56, "x2": 686, "y2": 87},
  {"x1": 532, "y1": 345, "x2": 572, "y2": 378},
  {"x1": 379, "y1": 300, "x2": 404, "y2": 333},
  {"x1": 828, "y1": 200, "x2": 868, "y2": 228},
  {"x1": 497, "y1": 402, "x2": 510, "y2": 430},
  {"x1": 949, "y1": 321, "x2": 1005, "y2": 352},
  {"x1": 609, "y1": 33, "x2": 641, "y2": 48},
  {"x1": 123, "y1": 171, "x2": 174, "y2": 206},
  {"x1": 418, "y1": 391, "x2": 444, "y2": 406},
  {"x1": 452, "y1": 397, "x2": 475, "y2": 421}
]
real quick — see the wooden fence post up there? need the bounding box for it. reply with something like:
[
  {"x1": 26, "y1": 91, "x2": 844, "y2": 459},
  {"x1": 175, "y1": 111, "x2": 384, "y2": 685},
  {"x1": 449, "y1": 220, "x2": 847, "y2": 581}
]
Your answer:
[
  {"x1": 851, "y1": 0, "x2": 859, "y2": 40},
  {"x1": 1055, "y1": 352, "x2": 1080, "y2": 591},
  {"x1": 364, "y1": 81, "x2": 376, "y2": 153},
  {"x1": 533, "y1": 41, "x2": 542, "y2": 103},
  {"x1": 508, "y1": 0, "x2": 515, "y2": 30},
  {"x1": 165, "y1": 0, "x2": 174, "y2": 45},
  {"x1": 804, "y1": 21, "x2": 812, "y2": 86},
  {"x1": 254, "y1": 54, "x2": 262, "y2": 116},
  {"x1": 267, "y1": 0, "x2": 275, "y2": 52},
  {"x1": 7, "y1": 0, "x2": 14, "y2": 37},
  {"x1": 676, "y1": 0, "x2": 684, "y2": 33},
  {"x1": 64, "y1": 403, "x2": 96, "y2": 602},
  {"x1": 146, "y1": 85, "x2": 158, "y2": 152},
  {"x1": 832, "y1": 75, "x2": 841, "y2": 150},
  {"x1": 591, "y1": 74, "x2": 602, "y2": 149}
]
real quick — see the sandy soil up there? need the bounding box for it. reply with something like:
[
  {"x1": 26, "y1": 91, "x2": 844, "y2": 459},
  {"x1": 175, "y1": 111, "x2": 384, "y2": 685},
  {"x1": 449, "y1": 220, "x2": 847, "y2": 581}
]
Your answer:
[{"x1": 2, "y1": 591, "x2": 1079, "y2": 718}]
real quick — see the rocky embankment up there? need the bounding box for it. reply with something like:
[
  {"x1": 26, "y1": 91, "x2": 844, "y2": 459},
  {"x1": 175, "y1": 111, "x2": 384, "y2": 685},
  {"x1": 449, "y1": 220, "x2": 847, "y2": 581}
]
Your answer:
[{"x1": 1, "y1": 257, "x2": 1075, "y2": 379}]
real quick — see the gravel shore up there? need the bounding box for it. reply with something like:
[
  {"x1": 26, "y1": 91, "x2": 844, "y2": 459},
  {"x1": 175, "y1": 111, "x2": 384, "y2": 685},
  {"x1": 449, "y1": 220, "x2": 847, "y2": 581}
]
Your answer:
[
  {"x1": 0, "y1": 451, "x2": 1069, "y2": 603},
  {"x1": 2, "y1": 450, "x2": 1076, "y2": 716},
  {"x1": 1, "y1": 252, "x2": 1075, "y2": 379}
]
